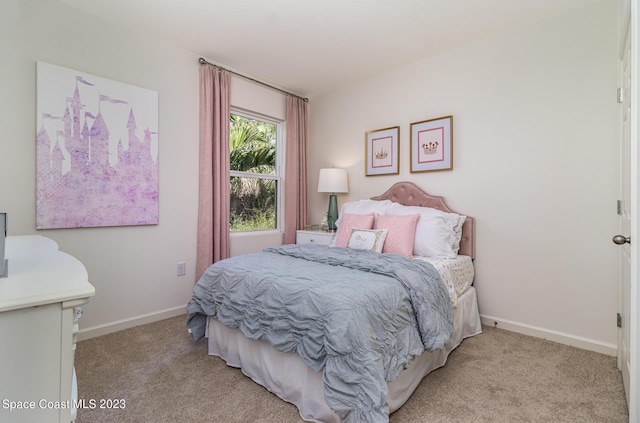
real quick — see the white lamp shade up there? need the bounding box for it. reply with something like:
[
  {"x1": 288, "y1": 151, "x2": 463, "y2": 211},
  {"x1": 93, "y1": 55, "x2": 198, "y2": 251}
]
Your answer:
[{"x1": 318, "y1": 168, "x2": 348, "y2": 193}]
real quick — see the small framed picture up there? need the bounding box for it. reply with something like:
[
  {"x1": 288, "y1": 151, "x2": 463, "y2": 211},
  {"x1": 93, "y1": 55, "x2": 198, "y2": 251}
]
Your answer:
[
  {"x1": 365, "y1": 126, "x2": 400, "y2": 176},
  {"x1": 410, "y1": 115, "x2": 453, "y2": 173}
]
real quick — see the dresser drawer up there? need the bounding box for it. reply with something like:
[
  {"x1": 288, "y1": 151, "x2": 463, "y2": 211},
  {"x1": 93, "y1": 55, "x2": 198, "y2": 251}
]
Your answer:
[{"x1": 296, "y1": 230, "x2": 334, "y2": 246}]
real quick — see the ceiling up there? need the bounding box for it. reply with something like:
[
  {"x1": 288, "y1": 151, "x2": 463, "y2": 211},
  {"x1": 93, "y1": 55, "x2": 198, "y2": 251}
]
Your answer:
[{"x1": 59, "y1": 0, "x2": 600, "y2": 98}]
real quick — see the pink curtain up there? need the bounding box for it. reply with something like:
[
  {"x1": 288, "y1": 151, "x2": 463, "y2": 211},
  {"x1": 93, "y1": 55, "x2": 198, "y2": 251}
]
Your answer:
[
  {"x1": 196, "y1": 65, "x2": 231, "y2": 279},
  {"x1": 283, "y1": 96, "x2": 308, "y2": 244}
]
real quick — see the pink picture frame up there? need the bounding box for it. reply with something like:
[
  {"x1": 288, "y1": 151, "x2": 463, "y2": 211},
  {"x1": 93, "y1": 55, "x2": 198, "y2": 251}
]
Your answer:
[{"x1": 410, "y1": 115, "x2": 453, "y2": 173}]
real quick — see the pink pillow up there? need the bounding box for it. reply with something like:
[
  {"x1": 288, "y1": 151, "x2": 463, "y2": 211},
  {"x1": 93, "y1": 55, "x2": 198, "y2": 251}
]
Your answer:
[
  {"x1": 334, "y1": 213, "x2": 375, "y2": 248},
  {"x1": 375, "y1": 214, "x2": 420, "y2": 257}
]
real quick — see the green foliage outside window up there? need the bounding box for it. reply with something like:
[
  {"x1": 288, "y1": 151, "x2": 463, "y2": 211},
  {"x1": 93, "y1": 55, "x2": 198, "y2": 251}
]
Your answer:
[{"x1": 229, "y1": 113, "x2": 278, "y2": 231}]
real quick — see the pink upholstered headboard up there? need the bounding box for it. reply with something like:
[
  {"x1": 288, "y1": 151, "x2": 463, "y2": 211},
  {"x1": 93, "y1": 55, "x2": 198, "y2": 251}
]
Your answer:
[{"x1": 370, "y1": 182, "x2": 475, "y2": 258}]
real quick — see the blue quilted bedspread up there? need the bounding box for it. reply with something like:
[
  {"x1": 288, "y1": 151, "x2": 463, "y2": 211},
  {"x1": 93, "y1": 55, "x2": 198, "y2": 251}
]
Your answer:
[{"x1": 186, "y1": 244, "x2": 453, "y2": 422}]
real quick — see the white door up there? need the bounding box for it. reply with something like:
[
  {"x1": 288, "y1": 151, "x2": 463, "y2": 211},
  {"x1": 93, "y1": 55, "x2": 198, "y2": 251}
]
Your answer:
[{"x1": 616, "y1": 1, "x2": 637, "y2": 420}]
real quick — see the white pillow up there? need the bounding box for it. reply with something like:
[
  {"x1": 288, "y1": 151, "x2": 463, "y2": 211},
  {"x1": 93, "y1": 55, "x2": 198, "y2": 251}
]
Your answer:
[
  {"x1": 386, "y1": 202, "x2": 466, "y2": 258},
  {"x1": 334, "y1": 200, "x2": 393, "y2": 229},
  {"x1": 347, "y1": 228, "x2": 388, "y2": 253}
]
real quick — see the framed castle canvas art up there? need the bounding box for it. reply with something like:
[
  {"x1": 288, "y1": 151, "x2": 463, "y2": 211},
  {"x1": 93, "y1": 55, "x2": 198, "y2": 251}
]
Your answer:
[
  {"x1": 410, "y1": 115, "x2": 453, "y2": 173},
  {"x1": 365, "y1": 126, "x2": 399, "y2": 176},
  {"x1": 36, "y1": 61, "x2": 159, "y2": 229}
]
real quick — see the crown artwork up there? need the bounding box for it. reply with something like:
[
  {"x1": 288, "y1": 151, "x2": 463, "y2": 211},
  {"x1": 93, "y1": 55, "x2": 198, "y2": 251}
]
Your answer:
[
  {"x1": 421, "y1": 141, "x2": 439, "y2": 155},
  {"x1": 375, "y1": 147, "x2": 389, "y2": 160}
]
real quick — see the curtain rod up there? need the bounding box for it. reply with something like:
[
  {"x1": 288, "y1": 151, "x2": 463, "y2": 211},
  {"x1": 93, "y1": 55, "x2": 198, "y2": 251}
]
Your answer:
[{"x1": 198, "y1": 57, "x2": 309, "y2": 103}]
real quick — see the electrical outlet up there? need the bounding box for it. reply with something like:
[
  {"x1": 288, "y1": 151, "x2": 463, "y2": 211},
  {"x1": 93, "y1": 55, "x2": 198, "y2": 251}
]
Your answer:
[{"x1": 176, "y1": 262, "x2": 186, "y2": 276}]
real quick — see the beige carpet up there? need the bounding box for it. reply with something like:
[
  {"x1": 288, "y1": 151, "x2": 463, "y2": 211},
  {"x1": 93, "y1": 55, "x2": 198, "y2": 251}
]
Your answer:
[{"x1": 74, "y1": 315, "x2": 628, "y2": 422}]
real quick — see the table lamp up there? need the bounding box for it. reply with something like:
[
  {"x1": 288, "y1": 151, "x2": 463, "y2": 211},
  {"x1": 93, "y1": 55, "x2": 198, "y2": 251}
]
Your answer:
[{"x1": 317, "y1": 168, "x2": 348, "y2": 231}]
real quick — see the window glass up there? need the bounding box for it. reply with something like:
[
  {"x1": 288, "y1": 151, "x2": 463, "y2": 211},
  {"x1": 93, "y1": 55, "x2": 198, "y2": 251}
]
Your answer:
[{"x1": 229, "y1": 112, "x2": 280, "y2": 232}]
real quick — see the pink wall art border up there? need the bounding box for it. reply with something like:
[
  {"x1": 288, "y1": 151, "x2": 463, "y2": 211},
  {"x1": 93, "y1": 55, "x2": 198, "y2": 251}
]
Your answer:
[{"x1": 36, "y1": 61, "x2": 159, "y2": 229}]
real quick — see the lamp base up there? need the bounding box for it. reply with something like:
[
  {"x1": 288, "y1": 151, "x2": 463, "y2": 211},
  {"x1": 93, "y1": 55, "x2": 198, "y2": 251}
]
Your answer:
[{"x1": 327, "y1": 194, "x2": 338, "y2": 231}]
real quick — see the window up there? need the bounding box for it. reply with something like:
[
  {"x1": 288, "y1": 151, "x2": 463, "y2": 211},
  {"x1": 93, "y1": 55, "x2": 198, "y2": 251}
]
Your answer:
[{"x1": 229, "y1": 110, "x2": 282, "y2": 232}]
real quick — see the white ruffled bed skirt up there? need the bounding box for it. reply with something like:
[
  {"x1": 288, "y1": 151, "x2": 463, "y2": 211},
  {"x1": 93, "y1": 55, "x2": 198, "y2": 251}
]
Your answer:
[{"x1": 207, "y1": 286, "x2": 482, "y2": 422}]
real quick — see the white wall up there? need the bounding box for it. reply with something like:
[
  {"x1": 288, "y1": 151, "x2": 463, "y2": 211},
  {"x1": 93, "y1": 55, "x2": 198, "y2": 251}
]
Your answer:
[
  {"x1": 0, "y1": 0, "x2": 200, "y2": 338},
  {"x1": 308, "y1": 0, "x2": 620, "y2": 354},
  {"x1": 0, "y1": 0, "x2": 285, "y2": 339}
]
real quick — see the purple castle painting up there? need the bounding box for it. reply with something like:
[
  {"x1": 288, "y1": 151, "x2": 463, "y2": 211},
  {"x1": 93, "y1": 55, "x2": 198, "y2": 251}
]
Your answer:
[{"x1": 36, "y1": 62, "x2": 159, "y2": 229}]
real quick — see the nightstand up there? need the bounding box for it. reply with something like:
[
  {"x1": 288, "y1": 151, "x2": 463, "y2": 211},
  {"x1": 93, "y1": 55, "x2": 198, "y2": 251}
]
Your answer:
[{"x1": 296, "y1": 230, "x2": 336, "y2": 246}]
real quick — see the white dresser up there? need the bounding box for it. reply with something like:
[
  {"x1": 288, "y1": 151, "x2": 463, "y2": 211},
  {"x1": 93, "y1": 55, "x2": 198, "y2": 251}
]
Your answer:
[
  {"x1": 295, "y1": 229, "x2": 335, "y2": 246},
  {"x1": 0, "y1": 236, "x2": 95, "y2": 423}
]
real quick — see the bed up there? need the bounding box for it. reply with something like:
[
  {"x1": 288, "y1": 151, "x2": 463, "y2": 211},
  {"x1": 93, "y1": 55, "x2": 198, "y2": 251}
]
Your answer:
[{"x1": 187, "y1": 182, "x2": 481, "y2": 423}]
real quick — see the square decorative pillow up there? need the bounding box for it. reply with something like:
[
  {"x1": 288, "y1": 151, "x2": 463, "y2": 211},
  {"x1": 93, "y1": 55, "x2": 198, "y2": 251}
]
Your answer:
[
  {"x1": 387, "y1": 203, "x2": 466, "y2": 258},
  {"x1": 375, "y1": 213, "x2": 420, "y2": 257},
  {"x1": 347, "y1": 228, "x2": 388, "y2": 253},
  {"x1": 333, "y1": 213, "x2": 375, "y2": 248}
]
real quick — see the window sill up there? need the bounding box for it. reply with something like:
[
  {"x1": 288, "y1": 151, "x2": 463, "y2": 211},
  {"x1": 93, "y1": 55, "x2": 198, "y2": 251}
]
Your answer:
[{"x1": 230, "y1": 229, "x2": 282, "y2": 238}]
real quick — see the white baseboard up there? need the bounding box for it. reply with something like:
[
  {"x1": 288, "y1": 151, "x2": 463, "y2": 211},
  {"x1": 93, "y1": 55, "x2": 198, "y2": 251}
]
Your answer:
[
  {"x1": 480, "y1": 314, "x2": 617, "y2": 357},
  {"x1": 78, "y1": 305, "x2": 187, "y2": 341},
  {"x1": 77, "y1": 308, "x2": 617, "y2": 356}
]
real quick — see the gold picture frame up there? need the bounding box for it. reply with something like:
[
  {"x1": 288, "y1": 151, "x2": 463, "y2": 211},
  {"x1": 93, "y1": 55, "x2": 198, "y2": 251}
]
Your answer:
[
  {"x1": 410, "y1": 115, "x2": 453, "y2": 173},
  {"x1": 365, "y1": 126, "x2": 400, "y2": 176}
]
